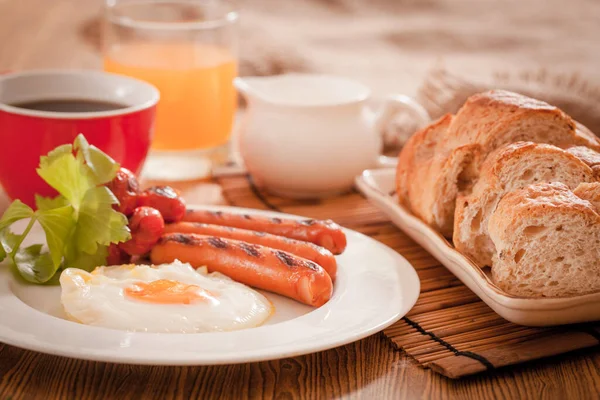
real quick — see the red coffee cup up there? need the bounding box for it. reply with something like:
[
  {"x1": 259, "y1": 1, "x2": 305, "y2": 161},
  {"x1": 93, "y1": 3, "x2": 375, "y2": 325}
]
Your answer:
[{"x1": 0, "y1": 70, "x2": 159, "y2": 208}]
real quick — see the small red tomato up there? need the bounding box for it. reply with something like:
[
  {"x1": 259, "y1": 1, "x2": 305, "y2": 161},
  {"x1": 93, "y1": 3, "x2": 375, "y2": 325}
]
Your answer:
[
  {"x1": 106, "y1": 168, "x2": 140, "y2": 216},
  {"x1": 119, "y1": 206, "x2": 165, "y2": 256},
  {"x1": 137, "y1": 186, "x2": 186, "y2": 223},
  {"x1": 106, "y1": 243, "x2": 131, "y2": 266}
]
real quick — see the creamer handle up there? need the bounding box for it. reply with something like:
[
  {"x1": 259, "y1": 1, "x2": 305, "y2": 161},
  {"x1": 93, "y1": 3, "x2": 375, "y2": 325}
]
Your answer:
[{"x1": 373, "y1": 95, "x2": 430, "y2": 168}]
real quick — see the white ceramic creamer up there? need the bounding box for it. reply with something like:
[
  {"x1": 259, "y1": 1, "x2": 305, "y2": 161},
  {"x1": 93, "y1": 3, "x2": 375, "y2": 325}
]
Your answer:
[{"x1": 234, "y1": 74, "x2": 430, "y2": 198}]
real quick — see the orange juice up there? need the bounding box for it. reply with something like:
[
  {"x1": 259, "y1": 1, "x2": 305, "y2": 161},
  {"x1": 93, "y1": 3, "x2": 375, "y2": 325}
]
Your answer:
[{"x1": 104, "y1": 42, "x2": 237, "y2": 151}]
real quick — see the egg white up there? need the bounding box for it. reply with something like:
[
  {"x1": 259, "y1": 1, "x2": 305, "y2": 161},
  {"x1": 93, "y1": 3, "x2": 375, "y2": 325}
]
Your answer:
[{"x1": 60, "y1": 260, "x2": 273, "y2": 333}]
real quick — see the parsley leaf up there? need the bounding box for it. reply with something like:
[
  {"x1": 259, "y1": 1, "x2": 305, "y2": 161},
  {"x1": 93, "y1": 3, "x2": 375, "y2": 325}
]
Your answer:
[
  {"x1": 36, "y1": 152, "x2": 94, "y2": 211},
  {"x1": 0, "y1": 201, "x2": 34, "y2": 264},
  {"x1": 0, "y1": 200, "x2": 34, "y2": 231},
  {"x1": 38, "y1": 144, "x2": 73, "y2": 169},
  {"x1": 76, "y1": 186, "x2": 130, "y2": 254},
  {"x1": 0, "y1": 231, "x2": 20, "y2": 262},
  {"x1": 13, "y1": 243, "x2": 56, "y2": 283},
  {"x1": 36, "y1": 205, "x2": 76, "y2": 268},
  {"x1": 35, "y1": 194, "x2": 69, "y2": 211},
  {"x1": 0, "y1": 134, "x2": 130, "y2": 284},
  {"x1": 64, "y1": 244, "x2": 109, "y2": 272},
  {"x1": 74, "y1": 135, "x2": 119, "y2": 185}
]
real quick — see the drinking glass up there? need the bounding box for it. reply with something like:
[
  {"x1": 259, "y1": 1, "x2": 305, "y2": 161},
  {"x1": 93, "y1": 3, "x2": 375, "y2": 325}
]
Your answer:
[{"x1": 103, "y1": 0, "x2": 238, "y2": 180}]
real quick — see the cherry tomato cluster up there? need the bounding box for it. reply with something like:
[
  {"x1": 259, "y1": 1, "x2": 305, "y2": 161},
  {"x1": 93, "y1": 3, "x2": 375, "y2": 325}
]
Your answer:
[{"x1": 105, "y1": 168, "x2": 186, "y2": 264}]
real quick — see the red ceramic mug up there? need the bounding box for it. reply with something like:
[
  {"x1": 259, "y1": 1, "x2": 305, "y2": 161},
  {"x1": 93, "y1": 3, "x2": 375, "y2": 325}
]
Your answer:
[{"x1": 0, "y1": 70, "x2": 159, "y2": 208}]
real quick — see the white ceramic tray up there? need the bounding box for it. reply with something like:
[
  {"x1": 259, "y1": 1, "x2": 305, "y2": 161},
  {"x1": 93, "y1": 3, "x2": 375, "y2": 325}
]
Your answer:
[{"x1": 356, "y1": 168, "x2": 600, "y2": 327}]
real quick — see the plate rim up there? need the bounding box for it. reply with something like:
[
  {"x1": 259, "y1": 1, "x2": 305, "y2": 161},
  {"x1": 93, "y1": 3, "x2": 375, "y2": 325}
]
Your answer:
[{"x1": 0, "y1": 204, "x2": 420, "y2": 365}]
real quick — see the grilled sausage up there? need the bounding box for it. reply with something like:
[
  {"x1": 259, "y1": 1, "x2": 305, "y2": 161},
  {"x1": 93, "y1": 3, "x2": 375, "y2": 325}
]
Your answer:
[
  {"x1": 150, "y1": 233, "x2": 333, "y2": 307},
  {"x1": 119, "y1": 207, "x2": 165, "y2": 256},
  {"x1": 183, "y1": 209, "x2": 347, "y2": 255},
  {"x1": 106, "y1": 243, "x2": 131, "y2": 266},
  {"x1": 163, "y1": 222, "x2": 338, "y2": 281},
  {"x1": 106, "y1": 168, "x2": 140, "y2": 216},
  {"x1": 137, "y1": 186, "x2": 186, "y2": 223}
]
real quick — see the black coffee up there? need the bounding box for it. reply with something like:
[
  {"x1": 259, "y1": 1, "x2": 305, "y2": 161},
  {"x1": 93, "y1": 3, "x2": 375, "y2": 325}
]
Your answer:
[{"x1": 11, "y1": 99, "x2": 128, "y2": 113}]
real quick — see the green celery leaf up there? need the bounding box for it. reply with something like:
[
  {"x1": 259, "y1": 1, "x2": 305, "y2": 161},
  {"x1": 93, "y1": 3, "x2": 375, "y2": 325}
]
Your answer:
[
  {"x1": 75, "y1": 186, "x2": 130, "y2": 254},
  {"x1": 0, "y1": 201, "x2": 34, "y2": 263},
  {"x1": 64, "y1": 244, "x2": 109, "y2": 272},
  {"x1": 36, "y1": 152, "x2": 94, "y2": 211},
  {"x1": 74, "y1": 134, "x2": 119, "y2": 185},
  {"x1": 35, "y1": 205, "x2": 75, "y2": 268},
  {"x1": 0, "y1": 200, "x2": 34, "y2": 231},
  {"x1": 12, "y1": 244, "x2": 56, "y2": 283},
  {"x1": 0, "y1": 230, "x2": 20, "y2": 262},
  {"x1": 3, "y1": 136, "x2": 129, "y2": 283},
  {"x1": 35, "y1": 194, "x2": 69, "y2": 211},
  {"x1": 38, "y1": 144, "x2": 73, "y2": 169}
]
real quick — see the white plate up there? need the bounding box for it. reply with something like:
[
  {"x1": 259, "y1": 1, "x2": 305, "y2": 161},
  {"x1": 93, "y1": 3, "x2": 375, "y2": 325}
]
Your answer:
[
  {"x1": 356, "y1": 168, "x2": 600, "y2": 327},
  {"x1": 0, "y1": 205, "x2": 419, "y2": 365}
]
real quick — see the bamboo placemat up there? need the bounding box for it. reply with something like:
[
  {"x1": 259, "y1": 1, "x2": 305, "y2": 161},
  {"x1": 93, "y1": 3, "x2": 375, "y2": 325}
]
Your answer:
[{"x1": 215, "y1": 174, "x2": 600, "y2": 379}]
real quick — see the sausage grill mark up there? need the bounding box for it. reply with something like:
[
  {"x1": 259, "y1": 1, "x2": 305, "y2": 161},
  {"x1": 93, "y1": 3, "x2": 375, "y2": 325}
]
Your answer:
[
  {"x1": 208, "y1": 211, "x2": 224, "y2": 217},
  {"x1": 127, "y1": 177, "x2": 139, "y2": 192},
  {"x1": 300, "y1": 219, "x2": 316, "y2": 226},
  {"x1": 149, "y1": 186, "x2": 177, "y2": 198},
  {"x1": 208, "y1": 237, "x2": 228, "y2": 249},
  {"x1": 274, "y1": 249, "x2": 320, "y2": 272},
  {"x1": 243, "y1": 214, "x2": 253, "y2": 220},
  {"x1": 275, "y1": 250, "x2": 298, "y2": 267},
  {"x1": 169, "y1": 233, "x2": 195, "y2": 245},
  {"x1": 304, "y1": 261, "x2": 320, "y2": 272},
  {"x1": 271, "y1": 217, "x2": 282, "y2": 224},
  {"x1": 239, "y1": 242, "x2": 261, "y2": 258}
]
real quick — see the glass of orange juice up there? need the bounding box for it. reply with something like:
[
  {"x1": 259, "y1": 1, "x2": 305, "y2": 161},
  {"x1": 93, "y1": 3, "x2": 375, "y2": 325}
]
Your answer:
[{"x1": 103, "y1": 0, "x2": 238, "y2": 180}]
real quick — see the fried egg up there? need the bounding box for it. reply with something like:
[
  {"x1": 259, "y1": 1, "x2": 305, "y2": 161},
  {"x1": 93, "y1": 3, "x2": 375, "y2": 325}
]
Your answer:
[{"x1": 60, "y1": 261, "x2": 273, "y2": 333}]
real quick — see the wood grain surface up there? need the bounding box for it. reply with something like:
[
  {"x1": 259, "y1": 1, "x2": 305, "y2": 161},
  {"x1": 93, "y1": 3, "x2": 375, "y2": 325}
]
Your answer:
[
  {"x1": 2, "y1": 183, "x2": 600, "y2": 400},
  {"x1": 1, "y1": 0, "x2": 600, "y2": 399},
  {"x1": 2, "y1": 338, "x2": 600, "y2": 399}
]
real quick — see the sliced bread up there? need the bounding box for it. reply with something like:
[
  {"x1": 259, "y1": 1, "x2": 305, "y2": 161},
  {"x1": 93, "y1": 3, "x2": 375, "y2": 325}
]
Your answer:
[
  {"x1": 573, "y1": 182, "x2": 600, "y2": 211},
  {"x1": 566, "y1": 146, "x2": 600, "y2": 179},
  {"x1": 396, "y1": 114, "x2": 453, "y2": 218},
  {"x1": 454, "y1": 142, "x2": 595, "y2": 267},
  {"x1": 398, "y1": 89, "x2": 600, "y2": 237},
  {"x1": 488, "y1": 182, "x2": 600, "y2": 297}
]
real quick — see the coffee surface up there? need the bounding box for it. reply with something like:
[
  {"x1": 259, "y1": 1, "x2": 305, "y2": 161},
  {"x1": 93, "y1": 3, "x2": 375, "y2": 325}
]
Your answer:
[{"x1": 11, "y1": 99, "x2": 128, "y2": 112}]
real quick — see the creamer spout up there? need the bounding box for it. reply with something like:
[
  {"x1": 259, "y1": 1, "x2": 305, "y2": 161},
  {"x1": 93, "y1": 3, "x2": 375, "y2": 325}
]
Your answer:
[{"x1": 233, "y1": 76, "x2": 268, "y2": 104}]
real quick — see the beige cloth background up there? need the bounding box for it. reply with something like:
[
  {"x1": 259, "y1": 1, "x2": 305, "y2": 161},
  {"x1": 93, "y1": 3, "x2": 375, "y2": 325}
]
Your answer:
[
  {"x1": 1, "y1": 0, "x2": 599, "y2": 98},
  {"x1": 0, "y1": 0, "x2": 599, "y2": 210},
  {"x1": 237, "y1": 0, "x2": 600, "y2": 97}
]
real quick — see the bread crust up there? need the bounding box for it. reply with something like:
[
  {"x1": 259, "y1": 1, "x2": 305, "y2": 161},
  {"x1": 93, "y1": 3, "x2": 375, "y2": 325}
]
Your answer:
[
  {"x1": 395, "y1": 90, "x2": 600, "y2": 298},
  {"x1": 488, "y1": 182, "x2": 600, "y2": 297},
  {"x1": 397, "y1": 89, "x2": 600, "y2": 237},
  {"x1": 566, "y1": 146, "x2": 600, "y2": 179},
  {"x1": 454, "y1": 142, "x2": 595, "y2": 267},
  {"x1": 573, "y1": 182, "x2": 600, "y2": 211},
  {"x1": 396, "y1": 113, "x2": 452, "y2": 208}
]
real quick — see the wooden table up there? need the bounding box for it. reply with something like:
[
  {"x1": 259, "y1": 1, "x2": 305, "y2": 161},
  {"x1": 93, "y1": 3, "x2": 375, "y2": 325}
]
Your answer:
[{"x1": 1, "y1": 1, "x2": 599, "y2": 398}]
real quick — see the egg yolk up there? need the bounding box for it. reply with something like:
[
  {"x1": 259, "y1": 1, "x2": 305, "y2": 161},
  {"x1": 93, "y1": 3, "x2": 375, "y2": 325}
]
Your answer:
[{"x1": 125, "y1": 279, "x2": 213, "y2": 304}]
